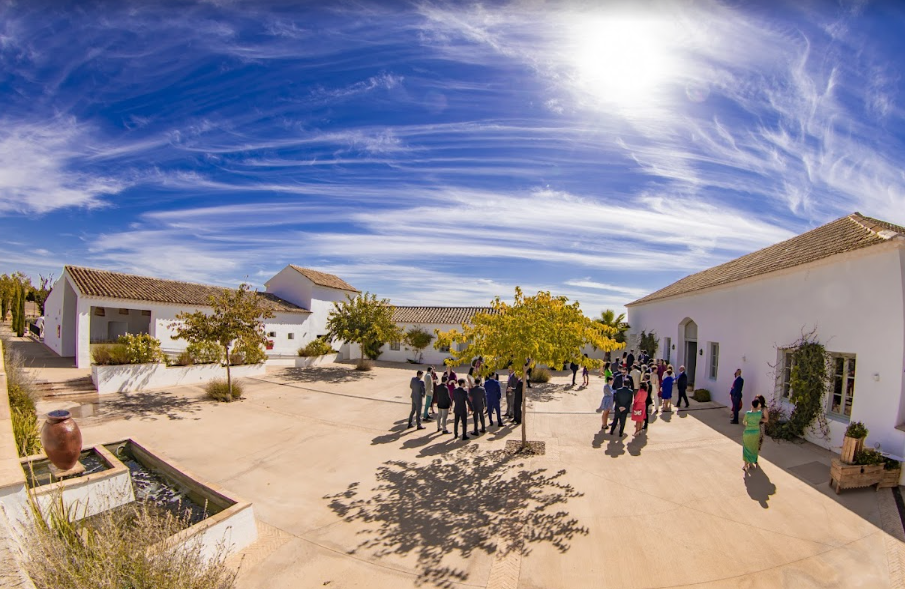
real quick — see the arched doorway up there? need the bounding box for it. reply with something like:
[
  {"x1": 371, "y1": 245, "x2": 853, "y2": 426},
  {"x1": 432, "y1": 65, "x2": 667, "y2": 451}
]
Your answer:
[{"x1": 678, "y1": 318, "x2": 698, "y2": 386}]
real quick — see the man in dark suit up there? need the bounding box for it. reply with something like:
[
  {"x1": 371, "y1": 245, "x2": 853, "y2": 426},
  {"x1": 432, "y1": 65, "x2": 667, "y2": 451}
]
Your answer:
[
  {"x1": 626, "y1": 350, "x2": 635, "y2": 371},
  {"x1": 453, "y1": 379, "x2": 473, "y2": 440},
  {"x1": 609, "y1": 383, "x2": 634, "y2": 437},
  {"x1": 470, "y1": 377, "x2": 487, "y2": 434},
  {"x1": 730, "y1": 369, "x2": 744, "y2": 423},
  {"x1": 676, "y1": 366, "x2": 689, "y2": 408},
  {"x1": 485, "y1": 373, "x2": 503, "y2": 426},
  {"x1": 408, "y1": 370, "x2": 425, "y2": 429}
]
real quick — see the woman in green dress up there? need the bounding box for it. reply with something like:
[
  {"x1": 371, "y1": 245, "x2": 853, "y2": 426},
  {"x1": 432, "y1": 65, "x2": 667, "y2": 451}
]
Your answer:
[{"x1": 743, "y1": 398, "x2": 765, "y2": 472}]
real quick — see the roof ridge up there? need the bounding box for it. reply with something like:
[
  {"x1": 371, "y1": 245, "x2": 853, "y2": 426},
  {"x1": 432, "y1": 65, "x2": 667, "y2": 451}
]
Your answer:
[{"x1": 848, "y1": 212, "x2": 905, "y2": 239}]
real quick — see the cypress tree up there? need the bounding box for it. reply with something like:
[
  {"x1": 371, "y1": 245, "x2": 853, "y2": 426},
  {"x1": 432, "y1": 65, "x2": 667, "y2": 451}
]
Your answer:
[
  {"x1": 17, "y1": 283, "x2": 26, "y2": 336},
  {"x1": 11, "y1": 283, "x2": 19, "y2": 332}
]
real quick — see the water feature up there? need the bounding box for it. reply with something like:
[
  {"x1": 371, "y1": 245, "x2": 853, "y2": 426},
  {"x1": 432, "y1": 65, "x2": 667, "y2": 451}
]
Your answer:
[
  {"x1": 105, "y1": 441, "x2": 217, "y2": 525},
  {"x1": 24, "y1": 449, "x2": 110, "y2": 488}
]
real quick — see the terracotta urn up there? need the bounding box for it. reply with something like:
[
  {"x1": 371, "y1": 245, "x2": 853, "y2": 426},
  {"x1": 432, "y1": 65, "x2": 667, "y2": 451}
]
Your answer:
[{"x1": 40, "y1": 410, "x2": 82, "y2": 470}]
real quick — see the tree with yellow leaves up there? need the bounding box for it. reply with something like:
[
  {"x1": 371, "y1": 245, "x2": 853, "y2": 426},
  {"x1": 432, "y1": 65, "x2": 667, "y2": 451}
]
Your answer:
[{"x1": 434, "y1": 287, "x2": 623, "y2": 447}]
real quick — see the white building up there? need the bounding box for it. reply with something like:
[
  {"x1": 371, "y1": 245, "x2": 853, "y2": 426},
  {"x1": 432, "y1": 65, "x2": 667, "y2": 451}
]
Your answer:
[
  {"x1": 372, "y1": 306, "x2": 493, "y2": 366},
  {"x1": 626, "y1": 213, "x2": 905, "y2": 459},
  {"x1": 44, "y1": 265, "x2": 358, "y2": 368}
]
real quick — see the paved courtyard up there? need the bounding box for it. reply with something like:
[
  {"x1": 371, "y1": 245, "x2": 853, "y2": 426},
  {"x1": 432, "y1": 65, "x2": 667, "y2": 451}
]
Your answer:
[{"x1": 29, "y1": 357, "x2": 905, "y2": 589}]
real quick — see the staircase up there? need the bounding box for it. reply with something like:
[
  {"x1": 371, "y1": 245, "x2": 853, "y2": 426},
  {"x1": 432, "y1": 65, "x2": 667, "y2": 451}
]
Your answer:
[{"x1": 34, "y1": 376, "x2": 97, "y2": 398}]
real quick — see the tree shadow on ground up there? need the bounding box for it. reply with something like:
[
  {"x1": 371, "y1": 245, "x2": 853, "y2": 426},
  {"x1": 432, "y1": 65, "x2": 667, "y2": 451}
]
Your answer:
[
  {"x1": 99, "y1": 391, "x2": 203, "y2": 421},
  {"x1": 526, "y1": 383, "x2": 576, "y2": 405},
  {"x1": 275, "y1": 366, "x2": 375, "y2": 384},
  {"x1": 745, "y1": 466, "x2": 776, "y2": 508},
  {"x1": 325, "y1": 446, "x2": 588, "y2": 587}
]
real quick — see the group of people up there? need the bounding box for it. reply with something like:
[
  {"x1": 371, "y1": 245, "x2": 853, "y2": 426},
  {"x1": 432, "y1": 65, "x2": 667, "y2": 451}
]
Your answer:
[
  {"x1": 596, "y1": 351, "x2": 690, "y2": 437},
  {"x1": 408, "y1": 361, "x2": 526, "y2": 441}
]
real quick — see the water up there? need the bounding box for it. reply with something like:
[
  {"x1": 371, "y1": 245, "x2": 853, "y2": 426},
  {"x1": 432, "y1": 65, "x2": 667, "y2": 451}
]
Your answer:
[
  {"x1": 108, "y1": 443, "x2": 212, "y2": 525},
  {"x1": 24, "y1": 450, "x2": 110, "y2": 488}
]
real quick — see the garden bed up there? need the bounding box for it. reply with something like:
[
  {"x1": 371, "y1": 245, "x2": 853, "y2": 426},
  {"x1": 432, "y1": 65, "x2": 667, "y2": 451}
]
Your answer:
[
  {"x1": 91, "y1": 362, "x2": 266, "y2": 394},
  {"x1": 504, "y1": 440, "x2": 546, "y2": 456}
]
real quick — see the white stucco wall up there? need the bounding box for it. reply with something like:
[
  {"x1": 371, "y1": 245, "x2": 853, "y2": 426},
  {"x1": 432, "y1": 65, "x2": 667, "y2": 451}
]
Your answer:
[
  {"x1": 627, "y1": 243, "x2": 905, "y2": 458},
  {"x1": 374, "y1": 322, "x2": 460, "y2": 366}
]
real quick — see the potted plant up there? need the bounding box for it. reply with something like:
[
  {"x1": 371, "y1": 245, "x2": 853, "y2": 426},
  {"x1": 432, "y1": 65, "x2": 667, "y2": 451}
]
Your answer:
[
  {"x1": 841, "y1": 421, "x2": 867, "y2": 464},
  {"x1": 830, "y1": 448, "x2": 885, "y2": 494},
  {"x1": 879, "y1": 457, "x2": 902, "y2": 489}
]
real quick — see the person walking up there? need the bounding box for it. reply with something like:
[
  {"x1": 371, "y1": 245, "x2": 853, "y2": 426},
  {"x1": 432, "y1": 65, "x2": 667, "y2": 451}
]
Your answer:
[
  {"x1": 582, "y1": 354, "x2": 590, "y2": 387},
  {"x1": 609, "y1": 381, "x2": 634, "y2": 437},
  {"x1": 453, "y1": 379, "x2": 472, "y2": 440},
  {"x1": 470, "y1": 377, "x2": 487, "y2": 434},
  {"x1": 676, "y1": 365, "x2": 690, "y2": 409},
  {"x1": 525, "y1": 358, "x2": 534, "y2": 389},
  {"x1": 408, "y1": 370, "x2": 426, "y2": 429},
  {"x1": 632, "y1": 382, "x2": 648, "y2": 435},
  {"x1": 435, "y1": 374, "x2": 452, "y2": 433},
  {"x1": 422, "y1": 367, "x2": 435, "y2": 421},
  {"x1": 743, "y1": 398, "x2": 765, "y2": 472},
  {"x1": 570, "y1": 360, "x2": 579, "y2": 386},
  {"x1": 730, "y1": 369, "x2": 745, "y2": 424},
  {"x1": 485, "y1": 373, "x2": 503, "y2": 426},
  {"x1": 660, "y1": 367, "x2": 675, "y2": 412},
  {"x1": 513, "y1": 376, "x2": 524, "y2": 425},
  {"x1": 596, "y1": 376, "x2": 615, "y2": 430}
]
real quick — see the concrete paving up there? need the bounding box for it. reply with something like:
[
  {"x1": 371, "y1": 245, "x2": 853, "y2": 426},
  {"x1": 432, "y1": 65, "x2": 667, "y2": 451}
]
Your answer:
[{"x1": 25, "y1": 360, "x2": 905, "y2": 589}]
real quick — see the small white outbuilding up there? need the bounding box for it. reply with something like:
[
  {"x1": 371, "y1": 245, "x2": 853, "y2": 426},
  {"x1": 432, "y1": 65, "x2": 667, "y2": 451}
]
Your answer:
[
  {"x1": 43, "y1": 264, "x2": 358, "y2": 369},
  {"x1": 626, "y1": 212, "x2": 905, "y2": 460}
]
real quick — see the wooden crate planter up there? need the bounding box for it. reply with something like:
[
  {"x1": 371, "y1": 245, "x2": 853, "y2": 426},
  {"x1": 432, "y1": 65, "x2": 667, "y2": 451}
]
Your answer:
[
  {"x1": 840, "y1": 435, "x2": 865, "y2": 464},
  {"x1": 830, "y1": 459, "x2": 885, "y2": 494},
  {"x1": 878, "y1": 467, "x2": 902, "y2": 489}
]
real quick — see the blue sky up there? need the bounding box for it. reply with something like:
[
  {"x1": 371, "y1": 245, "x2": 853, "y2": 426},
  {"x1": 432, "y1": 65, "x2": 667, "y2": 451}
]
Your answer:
[{"x1": 2, "y1": 1, "x2": 904, "y2": 315}]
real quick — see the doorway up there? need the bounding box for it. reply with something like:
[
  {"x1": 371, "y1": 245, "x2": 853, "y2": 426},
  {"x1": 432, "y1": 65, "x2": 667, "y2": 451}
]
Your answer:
[{"x1": 684, "y1": 340, "x2": 697, "y2": 387}]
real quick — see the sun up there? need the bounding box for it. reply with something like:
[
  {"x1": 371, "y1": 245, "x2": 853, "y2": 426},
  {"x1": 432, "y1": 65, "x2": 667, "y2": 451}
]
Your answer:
[{"x1": 570, "y1": 13, "x2": 676, "y2": 107}]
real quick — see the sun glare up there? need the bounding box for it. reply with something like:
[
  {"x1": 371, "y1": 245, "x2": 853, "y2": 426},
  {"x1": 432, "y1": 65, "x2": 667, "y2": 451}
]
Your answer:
[{"x1": 570, "y1": 14, "x2": 676, "y2": 107}]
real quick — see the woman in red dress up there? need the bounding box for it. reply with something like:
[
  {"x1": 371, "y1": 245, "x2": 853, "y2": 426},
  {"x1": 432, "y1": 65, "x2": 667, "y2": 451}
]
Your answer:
[{"x1": 632, "y1": 382, "x2": 649, "y2": 435}]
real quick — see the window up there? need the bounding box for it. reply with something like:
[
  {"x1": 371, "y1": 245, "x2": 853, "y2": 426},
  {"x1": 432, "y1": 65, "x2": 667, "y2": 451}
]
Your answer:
[
  {"x1": 287, "y1": 333, "x2": 295, "y2": 340},
  {"x1": 828, "y1": 355, "x2": 856, "y2": 418},
  {"x1": 267, "y1": 331, "x2": 277, "y2": 338},
  {"x1": 390, "y1": 340, "x2": 401, "y2": 351},
  {"x1": 119, "y1": 308, "x2": 130, "y2": 315},
  {"x1": 439, "y1": 343, "x2": 450, "y2": 353},
  {"x1": 141, "y1": 310, "x2": 151, "y2": 317},
  {"x1": 778, "y1": 349, "x2": 795, "y2": 399},
  {"x1": 708, "y1": 342, "x2": 719, "y2": 379},
  {"x1": 664, "y1": 337, "x2": 671, "y2": 363}
]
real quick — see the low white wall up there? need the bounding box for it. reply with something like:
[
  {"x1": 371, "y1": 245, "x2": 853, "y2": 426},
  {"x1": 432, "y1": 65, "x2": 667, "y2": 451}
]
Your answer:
[
  {"x1": 294, "y1": 353, "x2": 339, "y2": 368},
  {"x1": 91, "y1": 363, "x2": 266, "y2": 394}
]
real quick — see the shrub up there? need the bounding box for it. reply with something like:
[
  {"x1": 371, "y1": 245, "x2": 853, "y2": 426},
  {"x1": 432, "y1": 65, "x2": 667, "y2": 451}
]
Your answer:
[
  {"x1": 854, "y1": 448, "x2": 886, "y2": 466},
  {"x1": 845, "y1": 421, "x2": 868, "y2": 439},
  {"x1": 186, "y1": 341, "x2": 223, "y2": 364},
  {"x1": 205, "y1": 378, "x2": 243, "y2": 402},
  {"x1": 692, "y1": 388, "x2": 711, "y2": 402},
  {"x1": 91, "y1": 344, "x2": 130, "y2": 365},
  {"x1": 230, "y1": 337, "x2": 266, "y2": 366},
  {"x1": 530, "y1": 366, "x2": 551, "y2": 383},
  {"x1": 355, "y1": 358, "x2": 373, "y2": 371},
  {"x1": 297, "y1": 338, "x2": 335, "y2": 357},
  {"x1": 23, "y1": 491, "x2": 236, "y2": 589},
  {"x1": 885, "y1": 457, "x2": 901, "y2": 471},
  {"x1": 362, "y1": 339, "x2": 383, "y2": 360},
  {"x1": 118, "y1": 333, "x2": 164, "y2": 364},
  {"x1": 12, "y1": 408, "x2": 41, "y2": 456},
  {"x1": 171, "y1": 350, "x2": 194, "y2": 367}
]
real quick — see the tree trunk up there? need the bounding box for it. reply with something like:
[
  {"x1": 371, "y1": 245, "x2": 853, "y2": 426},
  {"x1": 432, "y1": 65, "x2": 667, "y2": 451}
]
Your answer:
[{"x1": 224, "y1": 343, "x2": 232, "y2": 401}]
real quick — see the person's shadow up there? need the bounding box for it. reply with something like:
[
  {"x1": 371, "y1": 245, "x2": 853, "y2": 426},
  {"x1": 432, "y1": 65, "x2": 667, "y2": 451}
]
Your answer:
[
  {"x1": 745, "y1": 466, "x2": 776, "y2": 508},
  {"x1": 605, "y1": 435, "x2": 626, "y2": 458},
  {"x1": 592, "y1": 429, "x2": 607, "y2": 449},
  {"x1": 627, "y1": 432, "x2": 648, "y2": 456}
]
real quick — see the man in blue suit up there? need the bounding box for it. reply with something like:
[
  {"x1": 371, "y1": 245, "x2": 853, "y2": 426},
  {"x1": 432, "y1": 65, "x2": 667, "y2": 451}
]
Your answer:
[
  {"x1": 485, "y1": 373, "x2": 503, "y2": 426},
  {"x1": 730, "y1": 369, "x2": 744, "y2": 424}
]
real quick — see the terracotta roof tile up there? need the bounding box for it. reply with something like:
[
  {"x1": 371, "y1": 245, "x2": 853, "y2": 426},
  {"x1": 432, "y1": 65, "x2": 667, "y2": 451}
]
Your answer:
[
  {"x1": 392, "y1": 306, "x2": 494, "y2": 325},
  {"x1": 629, "y1": 213, "x2": 905, "y2": 306},
  {"x1": 288, "y1": 265, "x2": 359, "y2": 292},
  {"x1": 65, "y1": 266, "x2": 310, "y2": 313}
]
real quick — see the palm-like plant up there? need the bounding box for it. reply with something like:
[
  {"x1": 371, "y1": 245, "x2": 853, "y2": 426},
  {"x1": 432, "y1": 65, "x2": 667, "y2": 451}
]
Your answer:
[{"x1": 596, "y1": 309, "x2": 629, "y2": 344}]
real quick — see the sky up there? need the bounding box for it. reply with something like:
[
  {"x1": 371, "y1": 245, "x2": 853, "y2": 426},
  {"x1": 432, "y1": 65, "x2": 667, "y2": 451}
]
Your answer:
[{"x1": 1, "y1": 0, "x2": 904, "y2": 316}]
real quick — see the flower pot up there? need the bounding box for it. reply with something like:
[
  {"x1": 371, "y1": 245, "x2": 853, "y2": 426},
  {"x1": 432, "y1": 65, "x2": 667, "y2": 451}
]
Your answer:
[
  {"x1": 878, "y1": 467, "x2": 902, "y2": 489},
  {"x1": 840, "y1": 435, "x2": 864, "y2": 464},
  {"x1": 40, "y1": 410, "x2": 82, "y2": 470}
]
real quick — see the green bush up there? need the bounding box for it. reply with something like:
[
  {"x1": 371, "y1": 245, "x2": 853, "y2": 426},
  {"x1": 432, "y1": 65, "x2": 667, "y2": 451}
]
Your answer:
[
  {"x1": 845, "y1": 421, "x2": 868, "y2": 439},
  {"x1": 692, "y1": 388, "x2": 711, "y2": 402},
  {"x1": 91, "y1": 344, "x2": 130, "y2": 365},
  {"x1": 118, "y1": 333, "x2": 164, "y2": 364},
  {"x1": 530, "y1": 366, "x2": 551, "y2": 383},
  {"x1": 170, "y1": 350, "x2": 194, "y2": 367},
  {"x1": 885, "y1": 457, "x2": 901, "y2": 471},
  {"x1": 23, "y1": 490, "x2": 236, "y2": 589},
  {"x1": 205, "y1": 378, "x2": 243, "y2": 402},
  {"x1": 297, "y1": 338, "x2": 335, "y2": 357},
  {"x1": 230, "y1": 337, "x2": 266, "y2": 366},
  {"x1": 12, "y1": 408, "x2": 41, "y2": 456},
  {"x1": 854, "y1": 448, "x2": 886, "y2": 466},
  {"x1": 186, "y1": 341, "x2": 223, "y2": 364}
]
